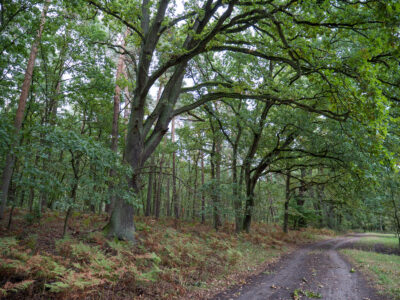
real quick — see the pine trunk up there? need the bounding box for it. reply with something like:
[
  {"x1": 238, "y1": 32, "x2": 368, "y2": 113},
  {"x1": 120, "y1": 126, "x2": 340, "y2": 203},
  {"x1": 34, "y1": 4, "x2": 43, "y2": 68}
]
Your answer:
[
  {"x1": 0, "y1": 0, "x2": 50, "y2": 219},
  {"x1": 107, "y1": 29, "x2": 128, "y2": 214}
]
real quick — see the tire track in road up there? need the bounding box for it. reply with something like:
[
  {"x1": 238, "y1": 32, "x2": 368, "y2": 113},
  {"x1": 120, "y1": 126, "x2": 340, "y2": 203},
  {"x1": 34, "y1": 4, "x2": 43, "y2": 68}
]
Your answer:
[{"x1": 212, "y1": 236, "x2": 387, "y2": 300}]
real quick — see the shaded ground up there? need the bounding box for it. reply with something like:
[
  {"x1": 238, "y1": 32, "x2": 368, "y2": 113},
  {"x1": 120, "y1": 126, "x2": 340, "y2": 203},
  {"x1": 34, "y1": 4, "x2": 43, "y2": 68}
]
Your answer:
[{"x1": 212, "y1": 235, "x2": 388, "y2": 300}]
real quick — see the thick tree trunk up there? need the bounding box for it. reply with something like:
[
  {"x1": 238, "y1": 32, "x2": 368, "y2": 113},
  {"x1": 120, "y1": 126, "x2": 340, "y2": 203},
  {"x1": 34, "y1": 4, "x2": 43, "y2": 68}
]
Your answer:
[
  {"x1": 242, "y1": 178, "x2": 256, "y2": 233},
  {"x1": 100, "y1": 0, "x2": 237, "y2": 242},
  {"x1": 106, "y1": 174, "x2": 137, "y2": 241},
  {"x1": 241, "y1": 103, "x2": 272, "y2": 232},
  {"x1": 105, "y1": 114, "x2": 142, "y2": 241},
  {"x1": 0, "y1": 0, "x2": 50, "y2": 219}
]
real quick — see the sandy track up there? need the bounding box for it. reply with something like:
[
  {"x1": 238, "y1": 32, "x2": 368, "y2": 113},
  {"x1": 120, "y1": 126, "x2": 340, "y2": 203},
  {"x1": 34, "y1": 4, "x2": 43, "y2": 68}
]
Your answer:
[{"x1": 212, "y1": 235, "x2": 387, "y2": 300}]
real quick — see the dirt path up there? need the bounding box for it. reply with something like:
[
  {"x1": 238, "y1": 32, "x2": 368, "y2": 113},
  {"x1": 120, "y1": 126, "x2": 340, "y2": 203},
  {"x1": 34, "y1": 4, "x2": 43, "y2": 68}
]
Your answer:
[{"x1": 213, "y1": 235, "x2": 387, "y2": 300}]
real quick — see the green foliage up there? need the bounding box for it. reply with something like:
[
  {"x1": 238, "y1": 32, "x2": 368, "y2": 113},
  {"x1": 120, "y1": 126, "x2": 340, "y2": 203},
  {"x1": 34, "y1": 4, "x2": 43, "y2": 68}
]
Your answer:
[
  {"x1": 1, "y1": 0, "x2": 400, "y2": 296},
  {"x1": 293, "y1": 289, "x2": 322, "y2": 299}
]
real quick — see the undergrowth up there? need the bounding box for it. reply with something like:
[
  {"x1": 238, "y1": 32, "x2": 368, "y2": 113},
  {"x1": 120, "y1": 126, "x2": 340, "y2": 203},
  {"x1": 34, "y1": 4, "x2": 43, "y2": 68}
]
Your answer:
[{"x1": 0, "y1": 212, "x2": 334, "y2": 299}]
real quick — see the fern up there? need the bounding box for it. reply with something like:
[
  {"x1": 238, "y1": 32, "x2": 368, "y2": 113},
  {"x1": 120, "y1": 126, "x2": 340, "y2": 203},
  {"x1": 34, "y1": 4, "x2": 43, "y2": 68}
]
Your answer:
[{"x1": 1, "y1": 279, "x2": 35, "y2": 296}]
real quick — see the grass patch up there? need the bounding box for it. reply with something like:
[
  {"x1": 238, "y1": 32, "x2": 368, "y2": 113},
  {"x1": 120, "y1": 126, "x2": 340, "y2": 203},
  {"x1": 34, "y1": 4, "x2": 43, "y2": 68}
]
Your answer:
[
  {"x1": 341, "y1": 249, "x2": 400, "y2": 299},
  {"x1": 355, "y1": 235, "x2": 399, "y2": 249}
]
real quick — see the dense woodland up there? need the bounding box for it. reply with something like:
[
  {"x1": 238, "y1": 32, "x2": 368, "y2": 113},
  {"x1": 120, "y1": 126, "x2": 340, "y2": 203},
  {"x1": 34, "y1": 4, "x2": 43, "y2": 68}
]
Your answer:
[{"x1": 1, "y1": 0, "x2": 400, "y2": 243}]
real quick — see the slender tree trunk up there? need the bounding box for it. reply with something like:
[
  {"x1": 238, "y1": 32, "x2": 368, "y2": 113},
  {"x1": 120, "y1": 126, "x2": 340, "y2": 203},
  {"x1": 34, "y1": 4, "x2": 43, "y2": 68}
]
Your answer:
[
  {"x1": 28, "y1": 154, "x2": 40, "y2": 212},
  {"x1": 296, "y1": 167, "x2": 307, "y2": 228},
  {"x1": 172, "y1": 118, "x2": 179, "y2": 219},
  {"x1": 29, "y1": 187, "x2": 35, "y2": 212},
  {"x1": 152, "y1": 158, "x2": 158, "y2": 215},
  {"x1": 210, "y1": 118, "x2": 222, "y2": 230},
  {"x1": 0, "y1": 0, "x2": 50, "y2": 219},
  {"x1": 283, "y1": 173, "x2": 291, "y2": 233},
  {"x1": 166, "y1": 175, "x2": 171, "y2": 217},
  {"x1": 389, "y1": 187, "x2": 400, "y2": 248},
  {"x1": 155, "y1": 154, "x2": 163, "y2": 219},
  {"x1": 214, "y1": 135, "x2": 222, "y2": 230},
  {"x1": 40, "y1": 81, "x2": 61, "y2": 214},
  {"x1": 63, "y1": 180, "x2": 78, "y2": 238},
  {"x1": 7, "y1": 204, "x2": 15, "y2": 230},
  {"x1": 187, "y1": 153, "x2": 192, "y2": 220},
  {"x1": 192, "y1": 151, "x2": 199, "y2": 220},
  {"x1": 201, "y1": 152, "x2": 205, "y2": 224},
  {"x1": 232, "y1": 145, "x2": 241, "y2": 233},
  {"x1": 145, "y1": 157, "x2": 154, "y2": 216},
  {"x1": 19, "y1": 189, "x2": 25, "y2": 207},
  {"x1": 63, "y1": 153, "x2": 80, "y2": 237}
]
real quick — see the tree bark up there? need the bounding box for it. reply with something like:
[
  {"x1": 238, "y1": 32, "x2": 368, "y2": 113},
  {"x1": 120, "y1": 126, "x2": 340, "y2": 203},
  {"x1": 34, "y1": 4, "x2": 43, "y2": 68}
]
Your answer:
[
  {"x1": 40, "y1": 80, "x2": 62, "y2": 214},
  {"x1": 242, "y1": 177, "x2": 256, "y2": 233},
  {"x1": 201, "y1": 151, "x2": 205, "y2": 224},
  {"x1": 107, "y1": 29, "x2": 129, "y2": 214},
  {"x1": 63, "y1": 152, "x2": 81, "y2": 237},
  {"x1": 155, "y1": 154, "x2": 163, "y2": 219},
  {"x1": 283, "y1": 173, "x2": 291, "y2": 233},
  {"x1": 296, "y1": 167, "x2": 307, "y2": 228},
  {"x1": 145, "y1": 156, "x2": 154, "y2": 216},
  {"x1": 104, "y1": 1, "x2": 235, "y2": 240},
  {"x1": 214, "y1": 133, "x2": 222, "y2": 230},
  {"x1": 172, "y1": 117, "x2": 179, "y2": 219},
  {"x1": 241, "y1": 102, "x2": 272, "y2": 232},
  {"x1": 0, "y1": 0, "x2": 50, "y2": 219},
  {"x1": 209, "y1": 114, "x2": 222, "y2": 230},
  {"x1": 152, "y1": 158, "x2": 158, "y2": 215},
  {"x1": 233, "y1": 141, "x2": 241, "y2": 232},
  {"x1": 192, "y1": 151, "x2": 199, "y2": 220},
  {"x1": 166, "y1": 175, "x2": 171, "y2": 217}
]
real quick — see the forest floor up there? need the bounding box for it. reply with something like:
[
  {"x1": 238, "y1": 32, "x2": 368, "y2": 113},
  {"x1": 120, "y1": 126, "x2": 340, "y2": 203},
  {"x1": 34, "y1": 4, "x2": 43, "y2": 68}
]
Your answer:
[
  {"x1": 0, "y1": 208, "x2": 333, "y2": 299},
  {"x1": 1, "y1": 209, "x2": 398, "y2": 299},
  {"x1": 213, "y1": 234, "x2": 399, "y2": 300}
]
